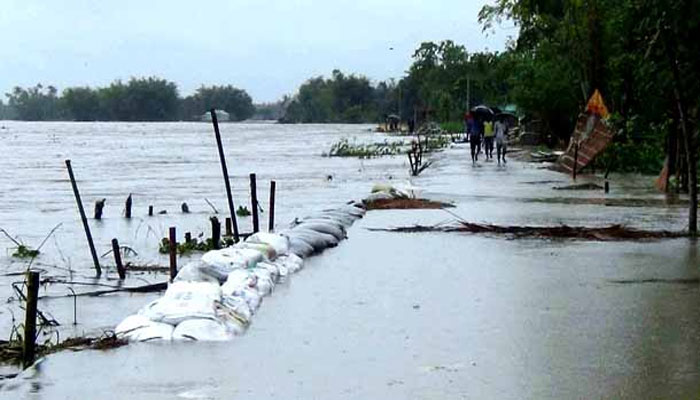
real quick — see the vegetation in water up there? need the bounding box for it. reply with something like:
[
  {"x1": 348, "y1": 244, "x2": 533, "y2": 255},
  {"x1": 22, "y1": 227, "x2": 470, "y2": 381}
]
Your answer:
[
  {"x1": 11, "y1": 245, "x2": 39, "y2": 259},
  {"x1": 326, "y1": 138, "x2": 405, "y2": 158},
  {"x1": 158, "y1": 236, "x2": 220, "y2": 255},
  {"x1": 236, "y1": 206, "x2": 252, "y2": 217}
]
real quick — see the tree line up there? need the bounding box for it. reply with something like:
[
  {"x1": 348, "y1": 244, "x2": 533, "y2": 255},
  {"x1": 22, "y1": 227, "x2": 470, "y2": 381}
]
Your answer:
[
  {"x1": 279, "y1": 45, "x2": 512, "y2": 125},
  {"x1": 2, "y1": 77, "x2": 255, "y2": 122}
]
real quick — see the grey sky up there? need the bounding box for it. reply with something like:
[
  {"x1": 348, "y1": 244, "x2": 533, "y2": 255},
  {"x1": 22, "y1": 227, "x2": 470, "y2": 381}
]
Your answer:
[{"x1": 0, "y1": 0, "x2": 514, "y2": 103}]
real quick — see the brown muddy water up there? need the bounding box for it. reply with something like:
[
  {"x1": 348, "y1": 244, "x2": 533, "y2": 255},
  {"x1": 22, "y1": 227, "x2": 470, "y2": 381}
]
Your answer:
[{"x1": 1, "y1": 124, "x2": 699, "y2": 399}]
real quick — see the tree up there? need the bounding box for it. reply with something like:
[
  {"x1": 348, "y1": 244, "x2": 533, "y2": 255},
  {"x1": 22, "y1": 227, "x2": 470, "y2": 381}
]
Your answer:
[
  {"x1": 182, "y1": 85, "x2": 255, "y2": 121},
  {"x1": 61, "y1": 87, "x2": 101, "y2": 121},
  {"x1": 6, "y1": 84, "x2": 61, "y2": 120}
]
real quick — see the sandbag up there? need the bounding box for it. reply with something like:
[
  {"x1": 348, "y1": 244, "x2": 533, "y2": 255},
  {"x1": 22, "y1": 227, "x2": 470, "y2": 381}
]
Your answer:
[
  {"x1": 230, "y1": 287, "x2": 262, "y2": 312},
  {"x1": 286, "y1": 236, "x2": 315, "y2": 258},
  {"x1": 277, "y1": 254, "x2": 304, "y2": 273},
  {"x1": 217, "y1": 295, "x2": 252, "y2": 327},
  {"x1": 246, "y1": 232, "x2": 290, "y2": 255},
  {"x1": 295, "y1": 220, "x2": 346, "y2": 240},
  {"x1": 332, "y1": 203, "x2": 366, "y2": 217},
  {"x1": 174, "y1": 261, "x2": 219, "y2": 283},
  {"x1": 308, "y1": 211, "x2": 358, "y2": 226},
  {"x1": 200, "y1": 247, "x2": 264, "y2": 282},
  {"x1": 221, "y1": 269, "x2": 258, "y2": 296},
  {"x1": 256, "y1": 262, "x2": 281, "y2": 282},
  {"x1": 139, "y1": 281, "x2": 221, "y2": 326},
  {"x1": 284, "y1": 228, "x2": 339, "y2": 251},
  {"x1": 364, "y1": 191, "x2": 394, "y2": 202},
  {"x1": 251, "y1": 268, "x2": 275, "y2": 296},
  {"x1": 115, "y1": 314, "x2": 174, "y2": 342},
  {"x1": 235, "y1": 242, "x2": 277, "y2": 261},
  {"x1": 172, "y1": 319, "x2": 233, "y2": 341}
]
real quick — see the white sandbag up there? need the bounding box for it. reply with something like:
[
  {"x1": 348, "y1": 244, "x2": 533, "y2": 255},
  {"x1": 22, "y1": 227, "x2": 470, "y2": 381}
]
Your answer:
[
  {"x1": 174, "y1": 261, "x2": 219, "y2": 283},
  {"x1": 115, "y1": 314, "x2": 174, "y2": 342},
  {"x1": 246, "y1": 232, "x2": 290, "y2": 255},
  {"x1": 333, "y1": 203, "x2": 366, "y2": 217},
  {"x1": 235, "y1": 242, "x2": 277, "y2": 261},
  {"x1": 172, "y1": 319, "x2": 233, "y2": 341},
  {"x1": 286, "y1": 228, "x2": 339, "y2": 250},
  {"x1": 230, "y1": 287, "x2": 262, "y2": 312},
  {"x1": 364, "y1": 191, "x2": 394, "y2": 202},
  {"x1": 307, "y1": 211, "x2": 358, "y2": 226},
  {"x1": 251, "y1": 268, "x2": 275, "y2": 296},
  {"x1": 277, "y1": 254, "x2": 304, "y2": 273},
  {"x1": 217, "y1": 295, "x2": 252, "y2": 326},
  {"x1": 221, "y1": 269, "x2": 257, "y2": 296},
  {"x1": 295, "y1": 221, "x2": 346, "y2": 240},
  {"x1": 200, "y1": 247, "x2": 264, "y2": 281},
  {"x1": 256, "y1": 262, "x2": 281, "y2": 281},
  {"x1": 139, "y1": 281, "x2": 221, "y2": 326}
]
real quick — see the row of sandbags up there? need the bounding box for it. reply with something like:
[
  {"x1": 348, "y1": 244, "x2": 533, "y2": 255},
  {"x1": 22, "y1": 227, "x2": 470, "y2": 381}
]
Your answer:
[{"x1": 115, "y1": 202, "x2": 366, "y2": 342}]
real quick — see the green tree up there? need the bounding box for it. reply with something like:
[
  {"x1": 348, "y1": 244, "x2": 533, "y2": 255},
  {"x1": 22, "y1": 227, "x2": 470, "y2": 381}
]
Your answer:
[
  {"x1": 98, "y1": 77, "x2": 179, "y2": 121},
  {"x1": 182, "y1": 85, "x2": 255, "y2": 121},
  {"x1": 6, "y1": 84, "x2": 61, "y2": 120},
  {"x1": 61, "y1": 87, "x2": 101, "y2": 121}
]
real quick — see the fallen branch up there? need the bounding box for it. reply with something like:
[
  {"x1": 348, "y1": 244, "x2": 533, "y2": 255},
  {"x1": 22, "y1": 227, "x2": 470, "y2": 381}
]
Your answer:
[
  {"x1": 38, "y1": 281, "x2": 167, "y2": 299},
  {"x1": 204, "y1": 198, "x2": 219, "y2": 214},
  {"x1": 369, "y1": 221, "x2": 686, "y2": 241}
]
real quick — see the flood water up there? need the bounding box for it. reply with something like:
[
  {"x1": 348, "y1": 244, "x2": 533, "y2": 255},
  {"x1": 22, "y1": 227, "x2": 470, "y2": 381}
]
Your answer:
[{"x1": 1, "y1": 122, "x2": 699, "y2": 399}]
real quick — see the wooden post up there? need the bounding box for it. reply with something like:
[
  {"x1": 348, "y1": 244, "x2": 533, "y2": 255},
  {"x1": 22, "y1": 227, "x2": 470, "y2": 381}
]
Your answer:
[
  {"x1": 210, "y1": 109, "x2": 240, "y2": 242},
  {"x1": 148, "y1": 205, "x2": 153, "y2": 216},
  {"x1": 125, "y1": 194, "x2": 132, "y2": 219},
  {"x1": 250, "y1": 173, "x2": 259, "y2": 233},
  {"x1": 225, "y1": 218, "x2": 232, "y2": 236},
  {"x1": 22, "y1": 271, "x2": 39, "y2": 369},
  {"x1": 604, "y1": 181, "x2": 610, "y2": 193},
  {"x1": 573, "y1": 142, "x2": 579, "y2": 181},
  {"x1": 184, "y1": 232, "x2": 192, "y2": 244},
  {"x1": 268, "y1": 181, "x2": 276, "y2": 232},
  {"x1": 94, "y1": 199, "x2": 105, "y2": 220},
  {"x1": 168, "y1": 227, "x2": 177, "y2": 281},
  {"x1": 111, "y1": 238, "x2": 126, "y2": 280},
  {"x1": 210, "y1": 216, "x2": 221, "y2": 249},
  {"x1": 65, "y1": 160, "x2": 101, "y2": 277}
]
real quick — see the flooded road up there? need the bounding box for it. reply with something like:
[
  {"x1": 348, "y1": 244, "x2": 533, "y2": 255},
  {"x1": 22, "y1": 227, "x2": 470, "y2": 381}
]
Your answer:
[{"x1": 1, "y1": 123, "x2": 699, "y2": 398}]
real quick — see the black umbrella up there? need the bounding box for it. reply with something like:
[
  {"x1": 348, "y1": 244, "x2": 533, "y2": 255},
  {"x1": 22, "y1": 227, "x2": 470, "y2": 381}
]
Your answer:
[
  {"x1": 496, "y1": 112, "x2": 518, "y2": 127},
  {"x1": 471, "y1": 105, "x2": 494, "y2": 121}
]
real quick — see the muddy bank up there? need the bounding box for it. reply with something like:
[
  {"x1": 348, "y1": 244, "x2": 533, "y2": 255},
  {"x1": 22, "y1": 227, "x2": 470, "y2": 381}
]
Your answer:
[{"x1": 364, "y1": 198, "x2": 453, "y2": 210}]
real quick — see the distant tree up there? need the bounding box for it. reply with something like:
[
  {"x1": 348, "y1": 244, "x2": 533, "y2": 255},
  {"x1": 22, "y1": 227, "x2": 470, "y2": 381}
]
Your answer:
[
  {"x1": 98, "y1": 77, "x2": 179, "y2": 121},
  {"x1": 182, "y1": 85, "x2": 255, "y2": 121},
  {"x1": 5, "y1": 84, "x2": 61, "y2": 120},
  {"x1": 280, "y1": 70, "x2": 384, "y2": 123},
  {"x1": 0, "y1": 99, "x2": 15, "y2": 119},
  {"x1": 61, "y1": 87, "x2": 101, "y2": 121}
]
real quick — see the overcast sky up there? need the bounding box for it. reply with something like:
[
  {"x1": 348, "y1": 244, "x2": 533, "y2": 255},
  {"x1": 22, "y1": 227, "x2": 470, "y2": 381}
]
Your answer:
[{"x1": 0, "y1": 0, "x2": 514, "y2": 103}]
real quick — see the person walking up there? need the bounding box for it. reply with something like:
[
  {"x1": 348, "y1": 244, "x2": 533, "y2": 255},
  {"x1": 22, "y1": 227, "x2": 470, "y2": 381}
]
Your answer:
[
  {"x1": 466, "y1": 113, "x2": 480, "y2": 164},
  {"x1": 483, "y1": 119, "x2": 495, "y2": 160},
  {"x1": 495, "y1": 118, "x2": 508, "y2": 164}
]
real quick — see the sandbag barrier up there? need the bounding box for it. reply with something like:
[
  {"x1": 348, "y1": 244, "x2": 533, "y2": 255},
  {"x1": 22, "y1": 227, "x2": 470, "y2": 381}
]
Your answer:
[{"x1": 115, "y1": 202, "x2": 366, "y2": 342}]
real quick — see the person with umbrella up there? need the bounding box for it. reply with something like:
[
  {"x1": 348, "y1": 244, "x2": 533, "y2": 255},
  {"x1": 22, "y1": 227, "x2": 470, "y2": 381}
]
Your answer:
[{"x1": 471, "y1": 105, "x2": 493, "y2": 160}]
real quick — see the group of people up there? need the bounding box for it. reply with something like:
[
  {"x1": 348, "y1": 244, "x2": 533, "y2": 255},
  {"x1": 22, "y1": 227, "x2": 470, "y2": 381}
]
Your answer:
[{"x1": 464, "y1": 112, "x2": 508, "y2": 165}]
